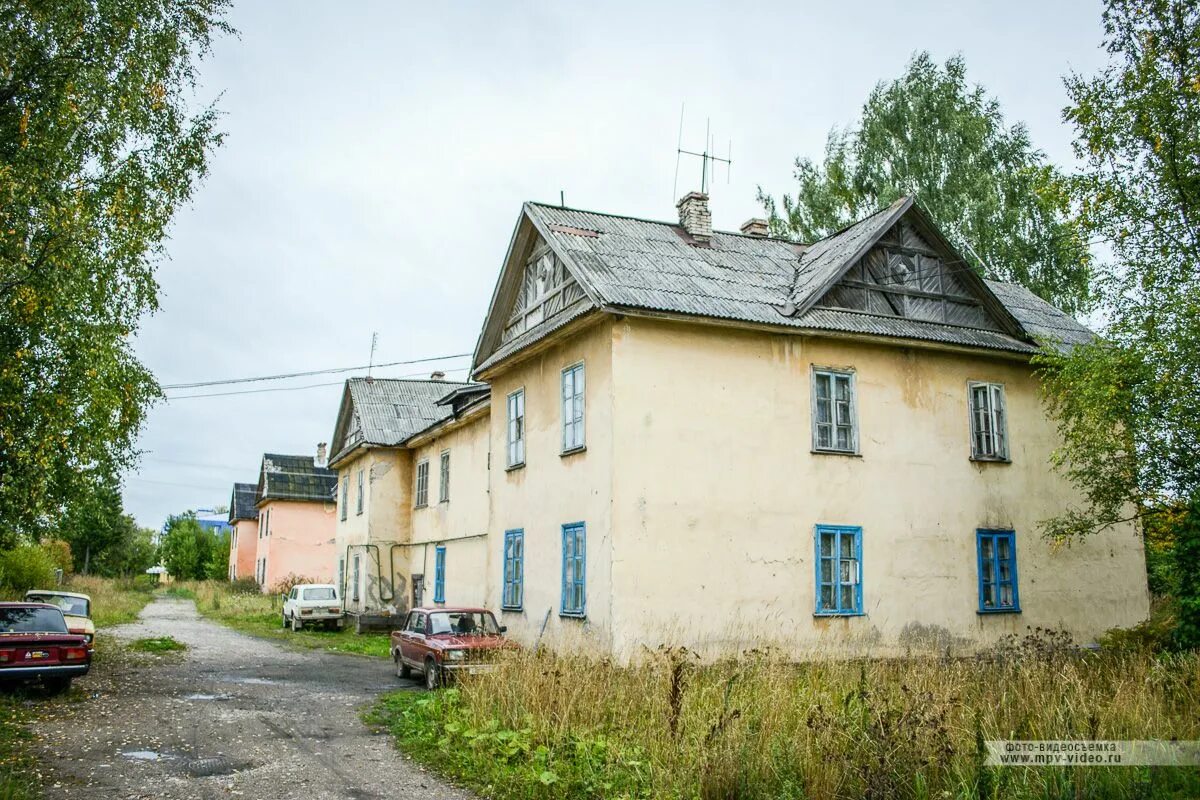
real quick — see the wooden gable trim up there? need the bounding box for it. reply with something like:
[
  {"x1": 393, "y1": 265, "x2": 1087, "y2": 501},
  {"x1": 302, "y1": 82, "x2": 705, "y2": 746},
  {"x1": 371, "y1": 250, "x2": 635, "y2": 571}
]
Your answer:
[{"x1": 471, "y1": 205, "x2": 604, "y2": 373}]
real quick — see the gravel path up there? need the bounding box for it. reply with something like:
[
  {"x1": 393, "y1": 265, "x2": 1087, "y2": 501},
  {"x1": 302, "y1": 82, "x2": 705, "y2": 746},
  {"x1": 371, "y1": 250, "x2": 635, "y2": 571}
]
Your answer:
[{"x1": 34, "y1": 596, "x2": 475, "y2": 800}]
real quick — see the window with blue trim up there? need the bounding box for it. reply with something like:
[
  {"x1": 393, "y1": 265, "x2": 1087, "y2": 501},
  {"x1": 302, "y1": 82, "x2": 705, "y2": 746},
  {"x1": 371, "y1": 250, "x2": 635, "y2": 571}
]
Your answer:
[
  {"x1": 433, "y1": 545, "x2": 446, "y2": 604},
  {"x1": 560, "y1": 523, "x2": 586, "y2": 616},
  {"x1": 814, "y1": 525, "x2": 862, "y2": 615},
  {"x1": 502, "y1": 529, "x2": 524, "y2": 610},
  {"x1": 977, "y1": 529, "x2": 1019, "y2": 612}
]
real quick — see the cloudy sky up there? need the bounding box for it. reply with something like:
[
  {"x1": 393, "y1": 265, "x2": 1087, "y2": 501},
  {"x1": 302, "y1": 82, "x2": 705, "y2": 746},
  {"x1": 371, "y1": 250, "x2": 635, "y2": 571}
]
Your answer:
[{"x1": 124, "y1": 0, "x2": 1110, "y2": 528}]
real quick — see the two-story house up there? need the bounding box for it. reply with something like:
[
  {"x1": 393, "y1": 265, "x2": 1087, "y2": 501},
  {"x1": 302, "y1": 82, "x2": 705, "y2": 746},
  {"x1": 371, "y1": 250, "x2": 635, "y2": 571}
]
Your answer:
[
  {"x1": 226, "y1": 482, "x2": 259, "y2": 580},
  {"x1": 462, "y1": 192, "x2": 1148, "y2": 659},
  {"x1": 328, "y1": 377, "x2": 490, "y2": 623},
  {"x1": 253, "y1": 450, "x2": 337, "y2": 592}
]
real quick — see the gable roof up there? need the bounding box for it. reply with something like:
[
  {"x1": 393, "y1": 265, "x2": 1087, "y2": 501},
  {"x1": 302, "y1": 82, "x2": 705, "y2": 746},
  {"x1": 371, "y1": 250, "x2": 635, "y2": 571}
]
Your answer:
[
  {"x1": 472, "y1": 197, "x2": 1093, "y2": 373},
  {"x1": 229, "y1": 482, "x2": 259, "y2": 522},
  {"x1": 257, "y1": 453, "x2": 337, "y2": 504},
  {"x1": 328, "y1": 377, "x2": 485, "y2": 466}
]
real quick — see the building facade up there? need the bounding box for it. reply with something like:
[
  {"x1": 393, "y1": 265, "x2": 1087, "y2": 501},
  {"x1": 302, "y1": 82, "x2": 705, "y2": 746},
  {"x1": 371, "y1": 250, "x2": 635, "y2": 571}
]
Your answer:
[
  {"x1": 253, "y1": 451, "x2": 337, "y2": 591},
  {"x1": 329, "y1": 194, "x2": 1150, "y2": 659},
  {"x1": 227, "y1": 482, "x2": 259, "y2": 581}
]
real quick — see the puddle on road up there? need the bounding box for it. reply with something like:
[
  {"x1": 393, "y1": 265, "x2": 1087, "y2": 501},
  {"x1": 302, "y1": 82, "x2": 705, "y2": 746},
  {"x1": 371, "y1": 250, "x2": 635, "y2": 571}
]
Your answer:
[
  {"x1": 121, "y1": 750, "x2": 173, "y2": 762},
  {"x1": 221, "y1": 676, "x2": 278, "y2": 686}
]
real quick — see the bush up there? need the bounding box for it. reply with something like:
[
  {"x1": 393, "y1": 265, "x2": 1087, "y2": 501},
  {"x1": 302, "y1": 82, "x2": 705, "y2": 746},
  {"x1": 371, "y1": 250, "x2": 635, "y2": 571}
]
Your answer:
[
  {"x1": 228, "y1": 576, "x2": 260, "y2": 595},
  {"x1": 40, "y1": 539, "x2": 73, "y2": 577},
  {"x1": 269, "y1": 573, "x2": 316, "y2": 596},
  {"x1": 0, "y1": 545, "x2": 57, "y2": 592}
]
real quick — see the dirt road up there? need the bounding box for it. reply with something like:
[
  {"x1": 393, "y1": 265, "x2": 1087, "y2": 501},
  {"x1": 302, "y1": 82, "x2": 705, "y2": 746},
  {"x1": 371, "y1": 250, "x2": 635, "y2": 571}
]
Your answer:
[{"x1": 33, "y1": 596, "x2": 474, "y2": 799}]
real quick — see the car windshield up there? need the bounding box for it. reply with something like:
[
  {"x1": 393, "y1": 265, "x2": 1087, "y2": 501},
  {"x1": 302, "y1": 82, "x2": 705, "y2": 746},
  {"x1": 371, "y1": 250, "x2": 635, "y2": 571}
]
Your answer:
[
  {"x1": 26, "y1": 594, "x2": 89, "y2": 617},
  {"x1": 427, "y1": 612, "x2": 500, "y2": 636},
  {"x1": 0, "y1": 607, "x2": 68, "y2": 634},
  {"x1": 302, "y1": 587, "x2": 336, "y2": 601}
]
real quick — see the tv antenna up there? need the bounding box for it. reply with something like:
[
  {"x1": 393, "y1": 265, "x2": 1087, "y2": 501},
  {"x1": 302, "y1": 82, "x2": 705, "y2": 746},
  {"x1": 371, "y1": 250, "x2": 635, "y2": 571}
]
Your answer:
[
  {"x1": 367, "y1": 331, "x2": 378, "y2": 377},
  {"x1": 673, "y1": 103, "x2": 732, "y2": 200}
]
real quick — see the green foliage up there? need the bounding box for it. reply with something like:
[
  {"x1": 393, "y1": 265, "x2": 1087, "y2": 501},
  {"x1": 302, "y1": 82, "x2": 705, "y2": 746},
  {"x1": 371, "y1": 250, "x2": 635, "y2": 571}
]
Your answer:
[
  {"x1": 0, "y1": 543, "x2": 55, "y2": 592},
  {"x1": 39, "y1": 538, "x2": 72, "y2": 576},
  {"x1": 158, "y1": 513, "x2": 215, "y2": 581},
  {"x1": 1173, "y1": 503, "x2": 1200, "y2": 649},
  {"x1": 56, "y1": 475, "x2": 138, "y2": 574},
  {"x1": 129, "y1": 635, "x2": 185, "y2": 653},
  {"x1": 0, "y1": 0, "x2": 231, "y2": 543},
  {"x1": 228, "y1": 576, "x2": 260, "y2": 595},
  {"x1": 1035, "y1": 0, "x2": 1200, "y2": 541},
  {"x1": 94, "y1": 526, "x2": 158, "y2": 579},
  {"x1": 205, "y1": 530, "x2": 229, "y2": 580},
  {"x1": 759, "y1": 52, "x2": 1091, "y2": 314}
]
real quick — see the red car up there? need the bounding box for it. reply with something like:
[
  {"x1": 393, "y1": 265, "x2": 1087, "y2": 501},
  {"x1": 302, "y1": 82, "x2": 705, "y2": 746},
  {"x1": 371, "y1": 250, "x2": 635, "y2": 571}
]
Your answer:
[
  {"x1": 0, "y1": 602, "x2": 91, "y2": 694},
  {"x1": 390, "y1": 606, "x2": 512, "y2": 690}
]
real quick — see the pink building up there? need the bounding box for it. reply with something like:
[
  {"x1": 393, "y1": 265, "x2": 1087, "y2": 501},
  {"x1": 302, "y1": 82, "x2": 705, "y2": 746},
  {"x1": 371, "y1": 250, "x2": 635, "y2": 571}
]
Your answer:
[
  {"x1": 227, "y1": 483, "x2": 259, "y2": 580},
  {"x1": 253, "y1": 450, "x2": 338, "y2": 592}
]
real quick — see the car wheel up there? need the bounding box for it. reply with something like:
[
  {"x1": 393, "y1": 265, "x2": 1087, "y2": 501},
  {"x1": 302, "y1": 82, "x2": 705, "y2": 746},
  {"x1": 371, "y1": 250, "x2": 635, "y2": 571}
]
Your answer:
[
  {"x1": 291, "y1": 615, "x2": 302, "y2": 632},
  {"x1": 42, "y1": 677, "x2": 71, "y2": 695},
  {"x1": 394, "y1": 652, "x2": 411, "y2": 679},
  {"x1": 281, "y1": 612, "x2": 288, "y2": 629},
  {"x1": 424, "y1": 658, "x2": 439, "y2": 690}
]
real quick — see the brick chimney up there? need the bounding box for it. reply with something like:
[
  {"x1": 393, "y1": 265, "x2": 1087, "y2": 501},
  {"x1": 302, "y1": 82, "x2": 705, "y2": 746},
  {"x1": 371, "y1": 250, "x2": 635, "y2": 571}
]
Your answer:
[
  {"x1": 677, "y1": 192, "x2": 712, "y2": 243},
  {"x1": 740, "y1": 218, "x2": 769, "y2": 237},
  {"x1": 315, "y1": 442, "x2": 328, "y2": 468}
]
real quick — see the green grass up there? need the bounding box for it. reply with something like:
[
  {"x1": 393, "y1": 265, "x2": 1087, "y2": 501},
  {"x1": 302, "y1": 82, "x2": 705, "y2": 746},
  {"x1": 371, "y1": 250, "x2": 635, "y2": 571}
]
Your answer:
[
  {"x1": 0, "y1": 695, "x2": 38, "y2": 800},
  {"x1": 128, "y1": 636, "x2": 186, "y2": 653},
  {"x1": 368, "y1": 640, "x2": 1200, "y2": 800},
  {"x1": 174, "y1": 580, "x2": 392, "y2": 659}
]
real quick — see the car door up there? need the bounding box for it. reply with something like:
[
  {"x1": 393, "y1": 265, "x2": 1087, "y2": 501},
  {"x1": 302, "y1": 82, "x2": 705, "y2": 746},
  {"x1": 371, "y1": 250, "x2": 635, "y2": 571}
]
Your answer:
[
  {"x1": 399, "y1": 612, "x2": 426, "y2": 666},
  {"x1": 285, "y1": 587, "x2": 298, "y2": 619}
]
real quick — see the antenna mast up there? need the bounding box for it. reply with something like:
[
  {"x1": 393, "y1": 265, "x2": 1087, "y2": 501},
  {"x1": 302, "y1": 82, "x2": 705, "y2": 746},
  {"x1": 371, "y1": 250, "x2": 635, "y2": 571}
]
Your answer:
[
  {"x1": 674, "y1": 109, "x2": 732, "y2": 197},
  {"x1": 367, "y1": 332, "x2": 378, "y2": 377}
]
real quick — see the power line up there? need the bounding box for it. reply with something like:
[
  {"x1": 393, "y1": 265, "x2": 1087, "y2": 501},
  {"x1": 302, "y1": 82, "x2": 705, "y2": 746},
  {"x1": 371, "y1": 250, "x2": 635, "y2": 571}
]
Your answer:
[
  {"x1": 161, "y1": 352, "x2": 472, "y2": 390},
  {"x1": 163, "y1": 367, "x2": 471, "y2": 400}
]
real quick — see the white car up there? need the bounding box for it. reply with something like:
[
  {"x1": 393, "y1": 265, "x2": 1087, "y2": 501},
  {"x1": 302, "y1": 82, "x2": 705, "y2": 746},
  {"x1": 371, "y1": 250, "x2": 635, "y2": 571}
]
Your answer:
[{"x1": 281, "y1": 584, "x2": 343, "y2": 631}]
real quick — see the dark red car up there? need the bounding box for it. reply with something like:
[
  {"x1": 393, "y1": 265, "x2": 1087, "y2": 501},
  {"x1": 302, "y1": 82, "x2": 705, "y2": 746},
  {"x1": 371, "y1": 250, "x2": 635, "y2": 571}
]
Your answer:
[
  {"x1": 390, "y1": 606, "x2": 513, "y2": 690},
  {"x1": 0, "y1": 602, "x2": 91, "y2": 694}
]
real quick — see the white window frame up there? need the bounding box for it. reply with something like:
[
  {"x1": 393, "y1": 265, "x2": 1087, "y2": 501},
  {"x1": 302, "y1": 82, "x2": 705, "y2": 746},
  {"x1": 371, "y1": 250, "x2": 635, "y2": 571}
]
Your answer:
[
  {"x1": 439, "y1": 450, "x2": 451, "y2": 503},
  {"x1": 414, "y1": 460, "x2": 429, "y2": 508},
  {"x1": 810, "y1": 367, "x2": 859, "y2": 454},
  {"x1": 506, "y1": 388, "x2": 526, "y2": 468},
  {"x1": 968, "y1": 381, "x2": 1010, "y2": 461},
  {"x1": 561, "y1": 362, "x2": 585, "y2": 453}
]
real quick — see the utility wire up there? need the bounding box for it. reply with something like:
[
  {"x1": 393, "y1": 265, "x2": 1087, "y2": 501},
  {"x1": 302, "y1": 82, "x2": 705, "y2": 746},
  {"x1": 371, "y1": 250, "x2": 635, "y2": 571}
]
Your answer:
[
  {"x1": 161, "y1": 352, "x2": 472, "y2": 390},
  {"x1": 163, "y1": 367, "x2": 470, "y2": 400}
]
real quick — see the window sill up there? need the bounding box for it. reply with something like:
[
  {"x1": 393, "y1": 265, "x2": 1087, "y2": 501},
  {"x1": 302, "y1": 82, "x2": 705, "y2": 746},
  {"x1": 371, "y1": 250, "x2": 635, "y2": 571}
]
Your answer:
[
  {"x1": 505, "y1": 462, "x2": 525, "y2": 473},
  {"x1": 439, "y1": 500, "x2": 450, "y2": 505},
  {"x1": 560, "y1": 446, "x2": 587, "y2": 458},
  {"x1": 414, "y1": 503, "x2": 428, "y2": 510},
  {"x1": 977, "y1": 607, "x2": 1021, "y2": 615},
  {"x1": 501, "y1": 606, "x2": 523, "y2": 613},
  {"x1": 813, "y1": 611, "x2": 866, "y2": 617},
  {"x1": 811, "y1": 449, "x2": 861, "y2": 458},
  {"x1": 970, "y1": 456, "x2": 1012, "y2": 464},
  {"x1": 559, "y1": 610, "x2": 586, "y2": 619}
]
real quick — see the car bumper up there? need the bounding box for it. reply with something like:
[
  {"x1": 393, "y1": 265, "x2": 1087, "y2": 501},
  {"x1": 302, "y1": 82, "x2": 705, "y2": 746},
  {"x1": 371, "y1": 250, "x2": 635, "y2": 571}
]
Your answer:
[
  {"x1": 441, "y1": 663, "x2": 496, "y2": 676},
  {"x1": 0, "y1": 664, "x2": 90, "y2": 679},
  {"x1": 298, "y1": 614, "x2": 342, "y2": 622}
]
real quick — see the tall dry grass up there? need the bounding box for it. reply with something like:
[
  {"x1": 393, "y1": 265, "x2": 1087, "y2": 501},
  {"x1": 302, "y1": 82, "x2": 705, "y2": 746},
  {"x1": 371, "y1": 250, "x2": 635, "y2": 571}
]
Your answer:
[{"x1": 373, "y1": 631, "x2": 1200, "y2": 800}]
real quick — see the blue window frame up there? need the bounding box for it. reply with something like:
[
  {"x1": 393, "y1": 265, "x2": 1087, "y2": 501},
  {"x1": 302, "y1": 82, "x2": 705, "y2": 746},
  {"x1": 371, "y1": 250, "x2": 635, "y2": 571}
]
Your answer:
[
  {"x1": 977, "y1": 529, "x2": 1019, "y2": 612},
  {"x1": 502, "y1": 529, "x2": 524, "y2": 610},
  {"x1": 814, "y1": 525, "x2": 863, "y2": 615},
  {"x1": 560, "y1": 523, "x2": 586, "y2": 617},
  {"x1": 433, "y1": 545, "x2": 446, "y2": 604}
]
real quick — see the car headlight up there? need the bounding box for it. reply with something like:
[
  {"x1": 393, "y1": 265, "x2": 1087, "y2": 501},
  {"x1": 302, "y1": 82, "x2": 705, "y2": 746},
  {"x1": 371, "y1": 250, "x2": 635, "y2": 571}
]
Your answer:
[{"x1": 446, "y1": 649, "x2": 465, "y2": 661}]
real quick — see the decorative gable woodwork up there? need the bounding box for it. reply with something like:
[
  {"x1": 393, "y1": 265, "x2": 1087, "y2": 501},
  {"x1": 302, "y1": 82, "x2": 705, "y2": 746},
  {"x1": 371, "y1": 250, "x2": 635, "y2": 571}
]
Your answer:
[
  {"x1": 815, "y1": 218, "x2": 1004, "y2": 332},
  {"x1": 500, "y1": 235, "x2": 588, "y2": 345}
]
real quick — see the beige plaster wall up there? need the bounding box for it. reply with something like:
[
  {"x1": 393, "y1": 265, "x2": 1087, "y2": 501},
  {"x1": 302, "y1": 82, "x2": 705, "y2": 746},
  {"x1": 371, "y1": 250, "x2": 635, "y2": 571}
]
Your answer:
[
  {"x1": 606, "y1": 316, "x2": 1149, "y2": 660},
  {"x1": 333, "y1": 448, "x2": 412, "y2": 613}
]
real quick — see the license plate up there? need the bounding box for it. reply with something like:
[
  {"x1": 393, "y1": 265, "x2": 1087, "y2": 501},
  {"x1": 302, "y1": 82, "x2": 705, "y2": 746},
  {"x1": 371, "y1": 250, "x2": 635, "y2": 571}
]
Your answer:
[{"x1": 26, "y1": 651, "x2": 49, "y2": 660}]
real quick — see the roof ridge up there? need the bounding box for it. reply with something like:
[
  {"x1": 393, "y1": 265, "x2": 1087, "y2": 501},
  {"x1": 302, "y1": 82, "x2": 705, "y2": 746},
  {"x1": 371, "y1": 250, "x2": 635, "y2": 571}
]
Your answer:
[{"x1": 347, "y1": 376, "x2": 472, "y2": 386}]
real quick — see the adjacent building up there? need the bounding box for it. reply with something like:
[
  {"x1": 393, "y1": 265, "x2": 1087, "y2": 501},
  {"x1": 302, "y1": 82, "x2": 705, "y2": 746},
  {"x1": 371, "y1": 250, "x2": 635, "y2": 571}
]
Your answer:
[
  {"x1": 328, "y1": 377, "x2": 490, "y2": 622},
  {"x1": 227, "y1": 482, "x2": 259, "y2": 581},
  {"x1": 253, "y1": 450, "x2": 338, "y2": 591}
]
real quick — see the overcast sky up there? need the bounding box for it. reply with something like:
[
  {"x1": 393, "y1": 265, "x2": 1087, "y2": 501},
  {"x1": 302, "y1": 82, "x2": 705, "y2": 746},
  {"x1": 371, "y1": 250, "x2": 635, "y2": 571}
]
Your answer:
[{"x1": 123, "y1": 0, "x2": 1110, "y2": 528}]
